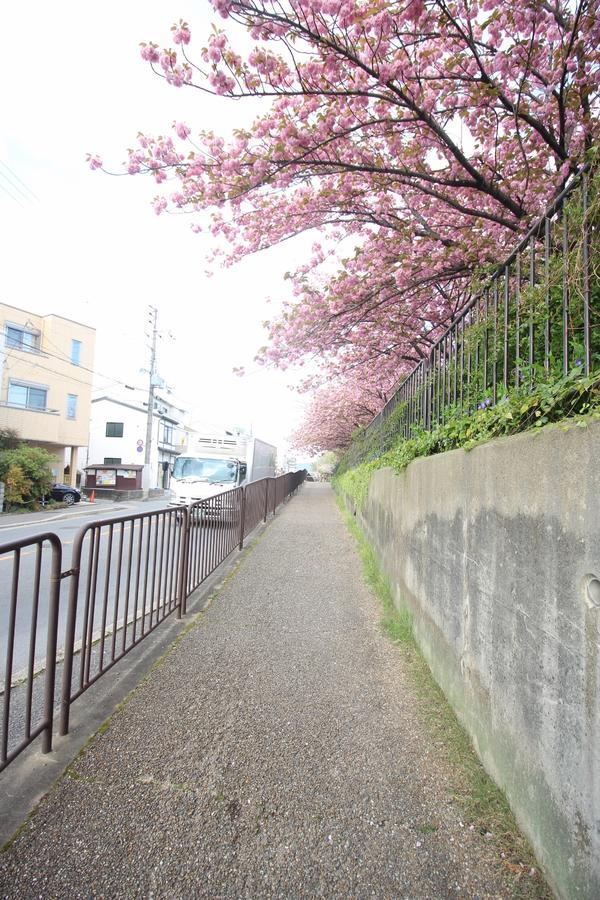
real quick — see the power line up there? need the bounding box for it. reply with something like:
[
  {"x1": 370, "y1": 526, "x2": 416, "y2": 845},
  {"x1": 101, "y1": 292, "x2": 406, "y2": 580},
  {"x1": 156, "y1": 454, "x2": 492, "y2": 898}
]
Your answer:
[
  {"x1": 11, "y1": 320, "x2": 146, "y2": 392},
  {"x1": 0, "y1": 177, "x2": 26, "y2": 208},
  {"x1": 145, "y1": 306, "x2": 158, "y2": 466},
  {"x1": 0, "y1": 159, "x2": 39, "y2": 202},
  {"x1": 0, "y1": 168, "x2": 33, "y2": 204},
  {"x1": 2, "y1": 353, "x2": 117, "y2": 390},
  {"x1": 38, "y1": 336, "x2": 146, "y2": 392},
  {"x1": 1, "y1": 334, "x2": 123, "y2": 392}
]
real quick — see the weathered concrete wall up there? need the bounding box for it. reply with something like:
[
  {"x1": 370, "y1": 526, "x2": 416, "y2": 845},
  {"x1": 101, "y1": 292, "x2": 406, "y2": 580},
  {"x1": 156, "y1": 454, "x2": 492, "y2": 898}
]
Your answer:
[{"x1": 346, "y1": 420, "x2": 600, "y2": 900}]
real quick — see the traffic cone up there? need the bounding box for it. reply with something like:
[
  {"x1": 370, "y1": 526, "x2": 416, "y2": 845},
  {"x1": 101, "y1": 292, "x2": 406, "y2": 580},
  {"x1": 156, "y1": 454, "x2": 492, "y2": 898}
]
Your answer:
[{"x1": 90, "y1": 490, "x2": 95, "y2": 504}]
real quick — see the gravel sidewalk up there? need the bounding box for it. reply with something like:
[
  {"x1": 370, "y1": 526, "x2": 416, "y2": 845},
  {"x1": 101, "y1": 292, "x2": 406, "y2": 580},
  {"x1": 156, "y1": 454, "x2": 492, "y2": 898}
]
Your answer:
[{"x1": 0, "y1": 484, "x2": 526, "y2": 898}]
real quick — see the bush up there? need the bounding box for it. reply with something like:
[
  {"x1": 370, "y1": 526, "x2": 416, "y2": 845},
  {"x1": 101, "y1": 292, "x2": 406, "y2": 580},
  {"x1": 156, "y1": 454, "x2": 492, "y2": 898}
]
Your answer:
[
  {"x1": 0, "y1": 445, "x2": 54, "y2": 508},
  {"x1": 4, "y1": 463, "x2": 32, "y2": 507},
  {"x1": 0, "y1": 428, "x2": 19, "y2": 451},
  {"x1": 336, "y1": 368, "x2": 600, "y2": 508}
]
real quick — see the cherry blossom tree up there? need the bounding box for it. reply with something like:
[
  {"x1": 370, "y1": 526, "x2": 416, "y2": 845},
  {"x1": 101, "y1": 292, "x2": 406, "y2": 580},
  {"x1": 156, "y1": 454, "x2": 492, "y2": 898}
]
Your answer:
[
  {"x1": 289, "y1": 370, "x2": 395, "y2": 453},
  {"x1": 102, "y1": 0, "x2": 599, "y2": 448}
]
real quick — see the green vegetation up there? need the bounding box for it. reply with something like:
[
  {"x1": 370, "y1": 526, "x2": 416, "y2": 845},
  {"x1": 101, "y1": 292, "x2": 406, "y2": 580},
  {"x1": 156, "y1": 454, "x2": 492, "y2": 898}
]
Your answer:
[
  {"x1": 337, "y1": 497, "x2": 552, "y2": 898},
  {"x1": 336, "y1": 366, "x2": 600, "y2": 508},
  {"x1": 0, "y1": 428, "x2": 19, "y2": 451},
  {"x1": 0, "y1": 444, "x2": 54, "y2": 509},
  {"x1": 337, "y1": 169, "x2": 599, "y2": 501}
]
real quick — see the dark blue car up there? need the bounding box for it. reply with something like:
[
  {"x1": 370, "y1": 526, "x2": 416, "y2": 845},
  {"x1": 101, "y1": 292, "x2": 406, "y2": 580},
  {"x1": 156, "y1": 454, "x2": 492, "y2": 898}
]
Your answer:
[{"x1": 46, "y1": 483, "x2": 82, "y2": 506}]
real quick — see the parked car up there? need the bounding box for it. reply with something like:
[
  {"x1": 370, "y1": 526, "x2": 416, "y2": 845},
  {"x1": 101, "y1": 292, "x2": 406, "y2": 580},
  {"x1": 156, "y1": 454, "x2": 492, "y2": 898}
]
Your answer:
[{"x1": 45, "y1": 483, "x2": 82, "y2": 506}]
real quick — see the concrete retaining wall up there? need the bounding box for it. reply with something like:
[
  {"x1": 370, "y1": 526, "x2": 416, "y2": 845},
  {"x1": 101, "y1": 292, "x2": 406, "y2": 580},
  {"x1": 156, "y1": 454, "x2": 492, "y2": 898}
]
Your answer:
[{"x1": 345, "y1": 420, "x2": 600, "y2": 899}]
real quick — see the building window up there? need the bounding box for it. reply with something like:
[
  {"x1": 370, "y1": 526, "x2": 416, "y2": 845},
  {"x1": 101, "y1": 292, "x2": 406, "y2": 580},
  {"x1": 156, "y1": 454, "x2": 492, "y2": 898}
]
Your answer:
[
  {"x1": 67, "y1": 394, "x2": 78, "y2": 419},
  {"x1": 71, "y1": 339, "x2": 82, "y2": 365},
  {"x1": 5, "y1": 324, "x2": 40, "y2": 353},
  {"x1": 104, "y1": 457, "x2": 122, "y2": 465},
  {"x1": 105, "y1": 422, "x2": 124, "y2": 437},
  {"x1": 162, "y1": 423, "x2": 174, "y2": 445},
  {"x1": 7, "y1": 380, "x2": 47, "y2": 410}
]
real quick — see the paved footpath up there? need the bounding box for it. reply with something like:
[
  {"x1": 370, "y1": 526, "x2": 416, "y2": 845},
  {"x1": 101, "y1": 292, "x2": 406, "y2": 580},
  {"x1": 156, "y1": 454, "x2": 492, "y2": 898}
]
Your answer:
[{"x1": 0, "y1": 484, "x2": 524, "y2": 898}]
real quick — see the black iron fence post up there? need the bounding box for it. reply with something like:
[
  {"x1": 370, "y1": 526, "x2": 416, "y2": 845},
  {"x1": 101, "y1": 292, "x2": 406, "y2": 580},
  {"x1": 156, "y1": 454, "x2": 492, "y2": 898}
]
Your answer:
[
  {"x1": 60, "y1": 530, "x2": 84, "y2": 737},
  {"x1": 177, "y1": 506, "x2": 190, "y2": 616},
  {"x1": 42, "y1": 538, "x2": 62, "y2": 754},
  {"x1": 238, "y1": 488, "x2": 246, "y2": 551}
]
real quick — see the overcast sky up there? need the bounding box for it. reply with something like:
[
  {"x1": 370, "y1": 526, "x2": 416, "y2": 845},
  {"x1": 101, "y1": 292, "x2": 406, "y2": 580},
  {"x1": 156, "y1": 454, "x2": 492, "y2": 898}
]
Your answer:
[{"x1": 0, "y1": 0, "x2": 311, "y2": 455}]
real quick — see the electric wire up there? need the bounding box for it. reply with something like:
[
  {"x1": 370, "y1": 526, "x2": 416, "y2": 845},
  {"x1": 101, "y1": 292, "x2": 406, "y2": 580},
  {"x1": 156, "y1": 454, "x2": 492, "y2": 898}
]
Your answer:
[
  {"x1": 0, "y1": 177, "x2": 26, "y2": 208},
  {"x1": 0, "y1": 159, "x2": 39, "y2": 202}
]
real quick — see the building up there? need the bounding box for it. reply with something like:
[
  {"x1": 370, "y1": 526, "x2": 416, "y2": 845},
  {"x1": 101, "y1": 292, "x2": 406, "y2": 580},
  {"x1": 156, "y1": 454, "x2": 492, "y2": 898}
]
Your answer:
[
  {"x1": 85, "y1": 389, "x2": 189, "y2": 492},
  {"x1": 0, "y1": 302, "x2": 95, "y2": 484}
]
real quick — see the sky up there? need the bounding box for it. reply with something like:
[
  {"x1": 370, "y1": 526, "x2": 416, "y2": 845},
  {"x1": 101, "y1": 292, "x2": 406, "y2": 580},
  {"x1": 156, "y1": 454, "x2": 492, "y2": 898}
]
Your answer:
[{"x1": 0, "y1": 0, "x2": 311, "y2": 457}]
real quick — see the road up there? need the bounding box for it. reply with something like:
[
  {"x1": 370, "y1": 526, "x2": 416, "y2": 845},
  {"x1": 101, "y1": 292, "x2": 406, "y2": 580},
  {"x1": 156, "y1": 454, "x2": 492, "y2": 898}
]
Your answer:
[{"x1": 0, "y1": 499, "x2": 170, "y2": 680}]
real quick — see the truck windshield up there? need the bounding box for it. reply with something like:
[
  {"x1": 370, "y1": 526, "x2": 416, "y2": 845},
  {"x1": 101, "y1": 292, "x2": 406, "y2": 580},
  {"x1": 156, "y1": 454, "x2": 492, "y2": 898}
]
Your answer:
[{"x1": 172, "y1": 457, "x2": 237, "y2": 483}]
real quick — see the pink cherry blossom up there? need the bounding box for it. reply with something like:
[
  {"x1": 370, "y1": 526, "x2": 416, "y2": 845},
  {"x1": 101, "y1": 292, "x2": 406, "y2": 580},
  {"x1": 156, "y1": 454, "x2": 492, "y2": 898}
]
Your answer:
[
  {"x1": 110, "y1": 0, "x2": 598, "y2": 447},
  {"x1": 140, "y1": 42, "x2": 160, "y2": 63},
  {"x1": 86, "y1": 153, "x2": 103, "y2": 171},
  {"x1": 174, "y1": 121, "x2": 191, "y2": 140},
  {"x1": 171, "y1": 20, "x2": 191, "y2": 45}
]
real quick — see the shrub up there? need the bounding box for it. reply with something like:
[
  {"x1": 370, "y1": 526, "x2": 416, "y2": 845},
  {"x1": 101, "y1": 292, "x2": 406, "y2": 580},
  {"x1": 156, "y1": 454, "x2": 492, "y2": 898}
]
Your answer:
[{"x1": 0, "y1": 445, "x2": 54, "y2": 508}]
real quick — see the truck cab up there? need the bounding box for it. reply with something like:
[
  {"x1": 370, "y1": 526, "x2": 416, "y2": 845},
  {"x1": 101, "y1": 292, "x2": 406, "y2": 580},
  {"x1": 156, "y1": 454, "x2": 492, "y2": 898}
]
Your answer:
[{"x1": 168, "y1": 454, "x2": 247, "y2": 506}]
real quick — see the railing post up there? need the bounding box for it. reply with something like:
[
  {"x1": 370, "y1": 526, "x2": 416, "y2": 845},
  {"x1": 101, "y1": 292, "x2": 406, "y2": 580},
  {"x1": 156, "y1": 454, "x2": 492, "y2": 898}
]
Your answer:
[
  {"x1": 263, "y1": 479, "x2": 270, "y2": 523},
  {"x1": 582, "y1": 171, "x2": 591, "y2": 375},
  {"x1": 238, "y1": 487, "x2": 246, "y2": 551},
  {"x1": 42, "y1": 537, "x2": 62, "y2": 754},
  {"x1": 177, "y1": 506, "x2": 189, "y2": 618},
  {"x1": 60, "y1": 529, "x2": 85, "y2": 737}
]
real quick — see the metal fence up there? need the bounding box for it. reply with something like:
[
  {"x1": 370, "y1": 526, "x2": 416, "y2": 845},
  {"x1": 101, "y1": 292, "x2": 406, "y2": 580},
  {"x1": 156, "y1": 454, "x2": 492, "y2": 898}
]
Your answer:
[
  {"x1": 59, "y1": 507, "x2": 188, "y2": 735},
  {"x1": 0, "y1": 534, "x2": 61, "y2": 770},
  {"x1": 0, "y1": 472, "x2": 305, "y2": 771},
  {"x1": 360, "y1": 169, "x2": 598, "y2": 458},
  {"x1": 184, "y1": 488, "x2": 244, "y2": 601}
]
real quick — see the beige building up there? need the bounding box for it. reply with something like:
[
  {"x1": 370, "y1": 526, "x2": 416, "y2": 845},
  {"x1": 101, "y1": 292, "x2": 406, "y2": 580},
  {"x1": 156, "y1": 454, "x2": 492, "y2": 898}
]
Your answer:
[{"x1": 0, "y1": 302, "x2": 95, "y2": 485}]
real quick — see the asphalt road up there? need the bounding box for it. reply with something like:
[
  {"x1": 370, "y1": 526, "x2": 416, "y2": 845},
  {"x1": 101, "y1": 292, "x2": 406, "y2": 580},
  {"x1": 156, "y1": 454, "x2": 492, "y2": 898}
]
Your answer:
[{"x1": 0, "y1": 500, "x2": 170, "y2": 679}]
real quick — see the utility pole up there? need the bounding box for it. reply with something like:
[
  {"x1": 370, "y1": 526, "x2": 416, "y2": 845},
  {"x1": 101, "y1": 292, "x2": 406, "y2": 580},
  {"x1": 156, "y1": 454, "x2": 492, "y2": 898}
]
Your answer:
[{"x1": 145, "y1": 306, "x2": 158, "y2": 469}]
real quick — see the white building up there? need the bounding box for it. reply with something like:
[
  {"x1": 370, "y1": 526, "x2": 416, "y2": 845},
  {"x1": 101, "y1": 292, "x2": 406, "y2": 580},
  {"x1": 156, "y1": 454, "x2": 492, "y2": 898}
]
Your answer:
[{"x1": 85, "y1": 389, "x2": 189, "y2": 490}]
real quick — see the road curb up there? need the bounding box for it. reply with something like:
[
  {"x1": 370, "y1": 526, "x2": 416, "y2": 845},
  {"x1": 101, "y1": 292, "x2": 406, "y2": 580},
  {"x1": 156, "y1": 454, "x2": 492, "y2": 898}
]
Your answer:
[{"x1": 0, "y1": 505, "x2": 141, "y2": 532}]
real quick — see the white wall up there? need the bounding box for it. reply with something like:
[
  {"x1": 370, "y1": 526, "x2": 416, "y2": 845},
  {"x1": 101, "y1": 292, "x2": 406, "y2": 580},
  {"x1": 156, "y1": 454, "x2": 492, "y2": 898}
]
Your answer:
[
  {"x1": 87, "y1": 396, "x2": 189, "y2": 489},
  {"x1": 88, "y1": 398, "x2": 147, "y2": 466}
]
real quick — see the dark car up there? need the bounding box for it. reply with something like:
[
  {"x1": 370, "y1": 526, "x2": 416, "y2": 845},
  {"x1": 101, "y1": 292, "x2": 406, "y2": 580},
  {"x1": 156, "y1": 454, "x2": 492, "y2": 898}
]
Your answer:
[{"x1": 46, "y1": 483, "x2": 82, "y2": 506}]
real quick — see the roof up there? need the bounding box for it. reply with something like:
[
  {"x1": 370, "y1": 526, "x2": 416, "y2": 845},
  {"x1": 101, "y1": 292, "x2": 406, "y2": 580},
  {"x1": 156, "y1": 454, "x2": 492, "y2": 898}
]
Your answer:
[
  {"x1": 92, "y1": 395, "x2": 183, "y2": 423},
  {"x1": 0, "y1": 301, "x2": 95, "y2": 331},
  {"x1": 85, "y1": 463, "x2": 144, "y2": 470}
]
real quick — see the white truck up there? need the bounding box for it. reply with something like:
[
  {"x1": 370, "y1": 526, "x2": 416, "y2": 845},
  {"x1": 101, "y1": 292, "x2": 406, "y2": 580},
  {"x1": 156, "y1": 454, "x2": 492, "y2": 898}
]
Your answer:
[{"x1": 168, "y1": 433, "x2": 277, "y2": 506}]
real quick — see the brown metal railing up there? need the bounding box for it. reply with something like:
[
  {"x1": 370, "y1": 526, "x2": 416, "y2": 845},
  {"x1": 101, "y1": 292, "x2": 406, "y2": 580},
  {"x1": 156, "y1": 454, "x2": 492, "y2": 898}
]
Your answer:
[
  {"x1": 0, "y1": 472, "x2": 306, "y2": 770},
  {"x1": 0, "y1": 534, "x2": 61, "y2": 772},
  {"x1": 59, "y1": 506, "x2": 188, "y2": 735},
  {"x1": 184, "y1": 487, "x2": 244, "y2": 600},
  {"x1": 243, "y1": 479, "x2": 269, "y2": 540}
]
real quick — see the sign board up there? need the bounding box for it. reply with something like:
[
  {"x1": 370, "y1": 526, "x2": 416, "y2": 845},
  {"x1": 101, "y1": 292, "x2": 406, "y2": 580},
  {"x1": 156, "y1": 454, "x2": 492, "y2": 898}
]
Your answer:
[{"x1": 96, "y1": 471, "x2": 116, "y2": 486}]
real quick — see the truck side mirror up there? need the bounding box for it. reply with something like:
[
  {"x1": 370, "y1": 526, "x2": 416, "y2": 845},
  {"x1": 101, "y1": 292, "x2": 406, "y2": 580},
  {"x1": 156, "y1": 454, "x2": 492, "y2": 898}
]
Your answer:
[{"x1": 239, "y1": 463, "x2": 247, "y2": 482}]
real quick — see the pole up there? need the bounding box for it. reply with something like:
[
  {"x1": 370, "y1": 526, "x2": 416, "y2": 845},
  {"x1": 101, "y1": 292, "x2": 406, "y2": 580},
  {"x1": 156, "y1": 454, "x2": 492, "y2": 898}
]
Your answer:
[{"x1": 145, "y1": 307, "x2": 158, "y2": 469}]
